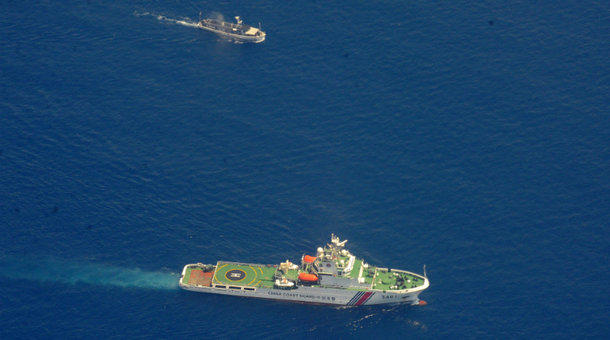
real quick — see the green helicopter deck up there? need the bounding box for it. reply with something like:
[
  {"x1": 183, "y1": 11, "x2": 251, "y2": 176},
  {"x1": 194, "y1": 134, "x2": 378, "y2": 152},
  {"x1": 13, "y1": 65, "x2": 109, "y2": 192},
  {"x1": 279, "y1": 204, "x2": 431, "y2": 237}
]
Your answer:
[{"x1": 211, "y1": 261, "x2": 278, "y2": 288}]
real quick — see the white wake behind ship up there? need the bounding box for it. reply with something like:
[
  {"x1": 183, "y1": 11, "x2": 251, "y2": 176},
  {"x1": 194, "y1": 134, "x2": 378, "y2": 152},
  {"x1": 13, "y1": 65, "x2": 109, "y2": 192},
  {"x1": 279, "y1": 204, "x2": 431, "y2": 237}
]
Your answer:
[{"x1": 197, "y1": 15, "x2": 265, "y2": 43}]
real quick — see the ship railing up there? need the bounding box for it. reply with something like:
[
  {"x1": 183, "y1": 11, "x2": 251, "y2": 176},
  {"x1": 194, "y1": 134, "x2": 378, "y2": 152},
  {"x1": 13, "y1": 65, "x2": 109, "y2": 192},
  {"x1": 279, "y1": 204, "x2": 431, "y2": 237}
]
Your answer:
[
  {"x1": 218, "y1": 260, "x2": 277, "y2": 268},
  {"x1": 388, "y1": 268, "x2": 427, "y2": 280},
  {"x1": 370, "y1": 268, "x2": 429, "y2": 294}
]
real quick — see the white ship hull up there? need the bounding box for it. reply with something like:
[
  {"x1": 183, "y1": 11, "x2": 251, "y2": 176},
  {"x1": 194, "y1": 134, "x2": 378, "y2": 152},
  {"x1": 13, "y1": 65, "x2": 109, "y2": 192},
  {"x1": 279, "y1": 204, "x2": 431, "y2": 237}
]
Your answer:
[
  {"x1": 180, "y1": 283, "x2": 427, "y2": 306},
  {"x1": 179, "y1": 267, "x2": 429, "y2": 306},
  {"x1": 196, "y1": 22, "x2": 265, "y2": 43},
  {"x1": 179, "y1": 235, "x2": 429, "y2": 306}
]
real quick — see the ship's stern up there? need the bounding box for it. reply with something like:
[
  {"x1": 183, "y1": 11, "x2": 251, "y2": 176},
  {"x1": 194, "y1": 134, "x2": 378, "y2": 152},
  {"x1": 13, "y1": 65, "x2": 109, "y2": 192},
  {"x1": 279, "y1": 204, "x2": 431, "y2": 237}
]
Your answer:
[{"x1": 179, "y1": 263, "x2": 215, "y2": 289}]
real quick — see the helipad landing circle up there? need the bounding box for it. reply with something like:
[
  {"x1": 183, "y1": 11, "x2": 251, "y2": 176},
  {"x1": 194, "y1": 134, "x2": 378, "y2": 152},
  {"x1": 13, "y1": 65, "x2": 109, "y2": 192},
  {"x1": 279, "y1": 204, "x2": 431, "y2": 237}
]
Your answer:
[{"x1": 225, "y1": 269, "x2": 246, "y2": 281}]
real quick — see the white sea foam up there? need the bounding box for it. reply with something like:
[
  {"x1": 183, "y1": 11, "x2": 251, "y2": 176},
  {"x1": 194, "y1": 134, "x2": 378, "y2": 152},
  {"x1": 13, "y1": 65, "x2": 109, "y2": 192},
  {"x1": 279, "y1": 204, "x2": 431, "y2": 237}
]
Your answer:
[
  {"x1": 135, "y1": 11, "x2": 199, "y2": 29},
  {"x1": 0, "y1": 256, "x2": 179, "y2": 290}
]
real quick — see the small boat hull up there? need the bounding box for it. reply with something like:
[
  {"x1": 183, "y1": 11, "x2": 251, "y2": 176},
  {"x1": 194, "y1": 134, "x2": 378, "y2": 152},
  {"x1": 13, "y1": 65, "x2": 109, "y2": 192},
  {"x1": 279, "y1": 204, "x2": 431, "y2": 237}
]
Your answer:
[{"x1": 197, "y1": 19, "x2": 265, "y2": 43}]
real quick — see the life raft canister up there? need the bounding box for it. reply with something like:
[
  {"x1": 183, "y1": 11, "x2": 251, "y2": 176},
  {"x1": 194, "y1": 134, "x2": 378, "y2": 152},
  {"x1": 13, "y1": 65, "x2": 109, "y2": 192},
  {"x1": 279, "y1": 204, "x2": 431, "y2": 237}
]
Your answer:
[{"x1": 298, "y1": 273, "x2": 319, "y2": 282}]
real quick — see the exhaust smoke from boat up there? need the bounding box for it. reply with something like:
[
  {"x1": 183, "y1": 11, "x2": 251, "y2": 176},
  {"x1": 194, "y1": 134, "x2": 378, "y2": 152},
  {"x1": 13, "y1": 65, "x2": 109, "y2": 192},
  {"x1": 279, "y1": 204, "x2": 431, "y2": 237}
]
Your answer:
[
  {"x1": 208, "y1": 12, "x2": 225, "y2": 23},
  {"x1": 0, "y1": 256, "x2": 179, "y2": 290}
]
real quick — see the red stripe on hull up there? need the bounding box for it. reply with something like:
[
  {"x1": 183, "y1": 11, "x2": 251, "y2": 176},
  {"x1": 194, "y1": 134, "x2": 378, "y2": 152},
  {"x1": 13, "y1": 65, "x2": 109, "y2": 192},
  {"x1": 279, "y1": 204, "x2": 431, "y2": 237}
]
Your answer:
[{"x1": 355, "y1": 292, "x2": 373, "y2": 306}]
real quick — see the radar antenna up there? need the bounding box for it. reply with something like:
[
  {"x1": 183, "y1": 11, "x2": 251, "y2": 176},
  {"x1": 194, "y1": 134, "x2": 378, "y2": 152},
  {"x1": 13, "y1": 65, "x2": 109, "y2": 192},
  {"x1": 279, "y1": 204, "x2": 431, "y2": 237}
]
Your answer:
[{"x1": 331, "y1": 234, "x2": 348, "y2": 247}]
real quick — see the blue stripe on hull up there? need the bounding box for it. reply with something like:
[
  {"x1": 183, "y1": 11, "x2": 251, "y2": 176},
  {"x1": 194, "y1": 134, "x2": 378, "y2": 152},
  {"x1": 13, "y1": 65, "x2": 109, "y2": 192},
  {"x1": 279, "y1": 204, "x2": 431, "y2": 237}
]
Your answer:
[{"x1": 347, "y1": 291, "x2": 364, "y2": 305}]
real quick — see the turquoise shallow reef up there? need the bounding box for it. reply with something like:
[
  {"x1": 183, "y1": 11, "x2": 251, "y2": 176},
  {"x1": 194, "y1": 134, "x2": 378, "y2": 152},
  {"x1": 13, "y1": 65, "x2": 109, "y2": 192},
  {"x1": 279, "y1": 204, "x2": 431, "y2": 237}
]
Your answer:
[{"x1": 1, "y1": 0, "x2": 608, "y2": 337}]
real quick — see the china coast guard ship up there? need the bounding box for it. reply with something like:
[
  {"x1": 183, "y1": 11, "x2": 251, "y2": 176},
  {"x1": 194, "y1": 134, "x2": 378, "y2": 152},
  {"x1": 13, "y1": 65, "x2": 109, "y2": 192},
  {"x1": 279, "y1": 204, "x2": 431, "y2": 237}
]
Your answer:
[
  {"x1": 197, "y1": 15, "x2": 265, "y2": 43},
  {"x1": 180, "y1": 235, "x2": 429, "y2": 306}
]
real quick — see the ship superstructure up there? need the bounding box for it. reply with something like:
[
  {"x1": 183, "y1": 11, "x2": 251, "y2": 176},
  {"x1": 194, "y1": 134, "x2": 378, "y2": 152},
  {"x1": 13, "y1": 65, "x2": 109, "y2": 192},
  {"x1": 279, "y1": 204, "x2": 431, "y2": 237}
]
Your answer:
[
  {"x1": 197, "y1": 15, "x2": 265, "y2": 43},
  {"x1": 179, "y1": 235, "x2": 429, "y2": 306}
]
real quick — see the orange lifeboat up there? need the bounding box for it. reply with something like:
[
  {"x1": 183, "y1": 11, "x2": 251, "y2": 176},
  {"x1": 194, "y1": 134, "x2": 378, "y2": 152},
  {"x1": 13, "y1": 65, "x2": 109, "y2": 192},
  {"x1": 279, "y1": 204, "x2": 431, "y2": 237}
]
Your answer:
[
  {"x1": 298, "y1": 273, "x2": 319, "y2": 282},
  {"x1": 303, "y1": 255, "x2": 317, "y2": 263}
]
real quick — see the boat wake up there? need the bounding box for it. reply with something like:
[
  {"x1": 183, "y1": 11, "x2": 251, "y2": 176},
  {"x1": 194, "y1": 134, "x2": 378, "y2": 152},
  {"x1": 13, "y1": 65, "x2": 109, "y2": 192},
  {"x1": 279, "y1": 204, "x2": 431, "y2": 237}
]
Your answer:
[
  {"x1": 134, "y1": 11, "x2": 199, "y2": 29},
  {"x1": 0, "y1": 255, "x2": 179, "y2": 290},
  {"x1": 134, "y1": 11, "x2": 249, "y2": 44}
]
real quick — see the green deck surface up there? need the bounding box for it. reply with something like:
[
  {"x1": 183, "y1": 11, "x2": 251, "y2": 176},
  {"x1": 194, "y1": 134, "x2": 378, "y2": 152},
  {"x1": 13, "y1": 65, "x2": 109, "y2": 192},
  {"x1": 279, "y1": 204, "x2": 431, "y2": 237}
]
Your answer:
[
  {"x1": 372, "y1": 268, "x2": 426, "y2": 290},
  {"x1": 372, "y1": 269, "x2": 394, "y2": 290},
  {"x1": 181, "y1": 266, "x2": 193, "y2": 284},
  {"x1": 284, "y1": 269, "x2": 299, "y2": 281},
  {"x1": 349, "y1": 259, "x2": 362, "y2": 279},
  {"x1": 183, "y1": 259, "x2": 426, "y2": 292},
  {"x1": 212, "y1": 262, "x2": 277, "y2": 288},
  {"x1": 363, "y1": 267, "x2": 375, "y2": 284}
]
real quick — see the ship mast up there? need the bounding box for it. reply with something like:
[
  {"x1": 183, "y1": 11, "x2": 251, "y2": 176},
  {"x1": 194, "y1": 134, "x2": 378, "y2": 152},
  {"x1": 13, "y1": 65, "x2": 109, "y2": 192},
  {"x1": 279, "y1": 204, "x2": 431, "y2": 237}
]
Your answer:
[{"x1": 327, "y1": 234, "x2": 348, "y2": 258}]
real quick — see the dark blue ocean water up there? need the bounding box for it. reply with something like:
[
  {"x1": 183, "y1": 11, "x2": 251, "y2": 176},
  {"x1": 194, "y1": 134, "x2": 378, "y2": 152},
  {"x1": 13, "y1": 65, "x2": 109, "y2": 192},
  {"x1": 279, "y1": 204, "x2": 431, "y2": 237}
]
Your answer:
[{"x1": 1, "y1": 0, "x2": 608, "y2": 338}]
